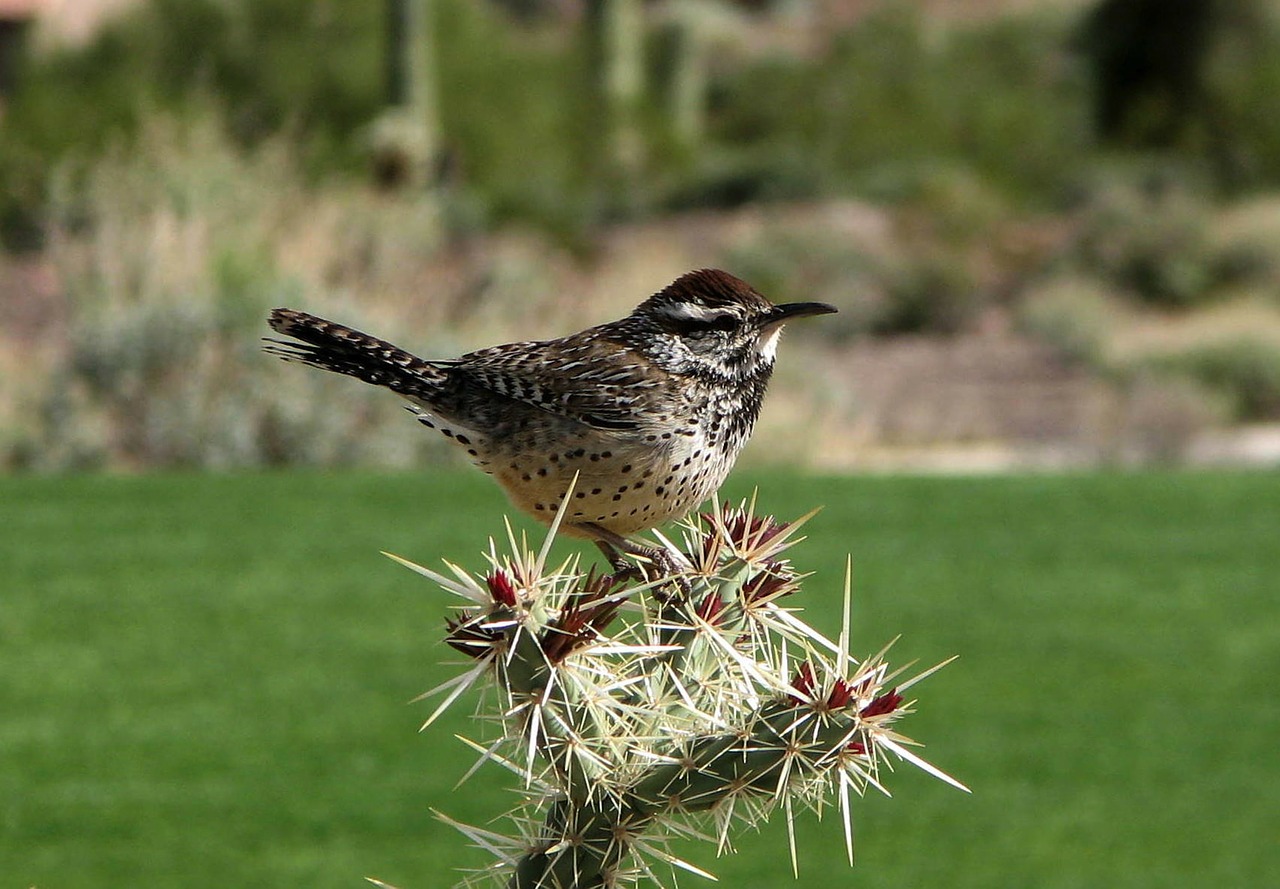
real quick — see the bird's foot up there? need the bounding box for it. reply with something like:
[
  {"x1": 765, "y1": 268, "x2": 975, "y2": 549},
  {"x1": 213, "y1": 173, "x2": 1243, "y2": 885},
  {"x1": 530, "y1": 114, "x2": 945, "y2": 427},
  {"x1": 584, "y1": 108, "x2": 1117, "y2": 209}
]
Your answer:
[{"x1": 589, "y1": 527, "x2": 691, "y2": 599}]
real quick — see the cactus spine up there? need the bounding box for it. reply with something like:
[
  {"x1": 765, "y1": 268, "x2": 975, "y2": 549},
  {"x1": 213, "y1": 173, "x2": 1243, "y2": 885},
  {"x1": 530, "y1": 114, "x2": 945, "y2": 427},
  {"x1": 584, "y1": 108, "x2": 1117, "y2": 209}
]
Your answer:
[{"x1": 384, "y1": 490, "x2": 965, "y2": 888}]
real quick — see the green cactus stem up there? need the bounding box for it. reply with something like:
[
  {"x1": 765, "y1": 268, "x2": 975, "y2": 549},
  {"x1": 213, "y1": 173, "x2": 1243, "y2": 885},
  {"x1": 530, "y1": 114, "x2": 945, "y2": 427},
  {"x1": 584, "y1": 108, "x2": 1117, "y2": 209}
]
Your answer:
[{"x1": 382, "y1": 495, "x2": 966, "y2": 889}]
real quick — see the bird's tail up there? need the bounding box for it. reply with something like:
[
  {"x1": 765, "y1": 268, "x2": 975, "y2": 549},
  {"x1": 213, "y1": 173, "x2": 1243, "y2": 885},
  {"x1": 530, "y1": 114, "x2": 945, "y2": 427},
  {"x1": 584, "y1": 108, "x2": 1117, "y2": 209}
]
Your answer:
[{"x1": 264, "y1": 309, "x2": 446, "y2": 400}]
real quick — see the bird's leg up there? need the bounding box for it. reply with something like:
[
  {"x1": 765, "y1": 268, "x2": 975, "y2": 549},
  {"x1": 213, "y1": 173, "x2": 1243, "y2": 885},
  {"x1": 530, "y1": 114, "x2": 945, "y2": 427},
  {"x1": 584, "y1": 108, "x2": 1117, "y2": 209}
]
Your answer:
[
  {"x1": 585, "y1": 524, "x2": 688, "y2": 593},
  {"x1": 592, "y1": 537, "x2": 635, "y2": 578}
]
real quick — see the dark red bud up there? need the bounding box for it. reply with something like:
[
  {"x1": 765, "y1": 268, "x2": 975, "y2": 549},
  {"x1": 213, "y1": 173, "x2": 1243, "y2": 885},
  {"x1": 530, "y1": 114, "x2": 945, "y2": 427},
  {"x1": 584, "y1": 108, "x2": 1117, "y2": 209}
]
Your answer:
[
  {"x1": 826, "y1": 677, "x2": 854, "y2": 709},
  {"x1": 743, "y1": 568, "x2": 793, "y2": 604},
  {"x1": 695, "y1": 594, "x2": 727, "y2": 624},
  {"x1": 445, "y1": 611, "x2": 503, "y2": 658},
  {"x1": 860, "y1": 688, "x2": 903, "y2": 718},
  {"x1": 723, "y1": 509, "x2": 789, "y2": 547},
  {"x1": 486, "y1": 570, "x2": 517, "y2": 606},
  {"x1": 790, "y1": 662, "x2": 817, "y2": 703}
]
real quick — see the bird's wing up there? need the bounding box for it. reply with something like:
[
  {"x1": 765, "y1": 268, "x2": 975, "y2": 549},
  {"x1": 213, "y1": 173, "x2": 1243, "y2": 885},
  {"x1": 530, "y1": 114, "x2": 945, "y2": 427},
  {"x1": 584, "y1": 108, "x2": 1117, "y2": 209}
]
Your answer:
[{"x1": 440, "y1": 334, "x2": 662, "y2": 432}]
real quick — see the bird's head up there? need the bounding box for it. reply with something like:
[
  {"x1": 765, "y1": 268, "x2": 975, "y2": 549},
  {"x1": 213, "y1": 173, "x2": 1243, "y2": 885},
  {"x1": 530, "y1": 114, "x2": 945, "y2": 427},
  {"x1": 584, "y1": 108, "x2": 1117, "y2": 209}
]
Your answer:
[{"x1": 631, "y1": 269, "x2": 837, "y2": 379}]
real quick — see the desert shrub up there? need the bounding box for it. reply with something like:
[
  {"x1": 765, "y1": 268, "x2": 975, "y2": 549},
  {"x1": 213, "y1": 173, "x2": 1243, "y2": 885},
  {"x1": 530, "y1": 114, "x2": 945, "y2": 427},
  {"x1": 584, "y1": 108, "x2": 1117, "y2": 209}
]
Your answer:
[
  {"x1": 11, "y1": 0, "x2": 1280, "y2": 251},
  {"x1": 0, "y1": 0, "x2": 377, "y2": 249},
  {"x1": 1142, "y1": 337, "x2": 1280, "y2": 420},
  {"x1": 714, "y1": 7, "x2": 1091, "y2": 207},
  {"x1": 1206, "y1": 196, "x2": 1280, "y2": 287},
  {"x1": 723, "y1": 222, "x2": 984, "y2": 338},
  {"x1": 1110, "y1": 373, "x2": 1230, "y2": 465},
  {"x1": 0, "y1": 0, "x2": 601, "y2": 244},
  {"x1": 1063, "y1": 170, "x2": 1242, "y2": 308},
  {"x1": 735, "y1": 232, "x2": 983, "y2": 337},
  {"x1": 721, "y1": 223, "x2": 881, "y2": 340},
  {"x1": 722, "y1": 168, "x2": 1007, "y2": 340},
  {"x1": 7, "y1": 0, "x2": 383, "y2": 167},
  {"x1": 4, "y1": 114, "x2": 450, "y2": 471},
  {"x1": 867, "y1": 248, "x2": 982, "y2": 335},
  {"x1": 0, "y1": 2, "x2": 1104, "y2": 250},
  {"x1": 1017, "y1": 276, "x2": 1118, "y2": 366},
  {"x1": 1199, "y1": 2, "x2": 1280, "y2": 188},
  {"x1": 657, "y1": 148, "x2": 828, "y2": 213}
]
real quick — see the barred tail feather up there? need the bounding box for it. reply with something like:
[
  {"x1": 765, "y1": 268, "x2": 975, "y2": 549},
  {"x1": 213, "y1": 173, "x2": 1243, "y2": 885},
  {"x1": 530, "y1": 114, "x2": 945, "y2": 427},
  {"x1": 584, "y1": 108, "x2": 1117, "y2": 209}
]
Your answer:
[{"x1": 264, "y1": 309, "x2": 445, "y2": 400}]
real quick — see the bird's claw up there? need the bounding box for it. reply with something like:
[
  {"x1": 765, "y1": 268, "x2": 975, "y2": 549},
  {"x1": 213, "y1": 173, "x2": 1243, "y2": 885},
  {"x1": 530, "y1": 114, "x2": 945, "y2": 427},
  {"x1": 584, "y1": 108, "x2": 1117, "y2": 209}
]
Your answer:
[{"x1": 599, "y1": 538, "x2": 692, "y2": 599}]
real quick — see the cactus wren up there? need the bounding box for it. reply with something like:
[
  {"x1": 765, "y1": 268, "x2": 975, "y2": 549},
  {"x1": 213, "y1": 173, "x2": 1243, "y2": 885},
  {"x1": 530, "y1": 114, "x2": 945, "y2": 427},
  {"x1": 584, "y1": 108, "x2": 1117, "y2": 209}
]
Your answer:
[{"x1": 264, "y1": 268, "x2": 835, "y2": 568}]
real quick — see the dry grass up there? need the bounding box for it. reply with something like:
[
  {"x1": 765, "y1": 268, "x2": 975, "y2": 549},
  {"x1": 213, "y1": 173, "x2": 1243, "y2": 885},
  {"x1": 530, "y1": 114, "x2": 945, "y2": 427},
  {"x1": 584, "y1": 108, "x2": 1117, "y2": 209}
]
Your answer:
[{"x1": 1109, "y1": 295, "x2": 1280, "y2": 357}]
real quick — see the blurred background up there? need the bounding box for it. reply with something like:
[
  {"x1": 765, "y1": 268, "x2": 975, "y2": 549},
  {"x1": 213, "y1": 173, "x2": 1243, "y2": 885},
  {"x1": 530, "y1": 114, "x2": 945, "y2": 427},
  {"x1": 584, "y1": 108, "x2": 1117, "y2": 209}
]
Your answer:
[
  {"x1": 4, "y1": 0, "x2": 1280, "y2": 472},
  {"x1": 3, "y1": 2, "x2": 1279, "y2": 889}
]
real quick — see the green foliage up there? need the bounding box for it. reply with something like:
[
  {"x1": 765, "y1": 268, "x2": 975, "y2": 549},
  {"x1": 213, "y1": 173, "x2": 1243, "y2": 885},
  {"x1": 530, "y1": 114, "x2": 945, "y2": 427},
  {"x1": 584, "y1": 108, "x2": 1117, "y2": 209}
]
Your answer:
[
  {"x1": 1, "y1": 114, "x2": 448, "y2": 471},
  {"x1": 714, "y1": 8, "x2": 1092, "y2": 207},
  {"x1": 7, "y1": 0, "x2": 1280, "y2": 244},
  {"x1": 0, "y1": 0, "x2": 375, "y2": 248},
  {"x1": 722, "y1": 226, "x2": 880, "y2": 338},
  {"x1": 431, "y1": 0, "x2": 597, "y2": 234},
  {"x1": 868, "y1": 248, "x2": 983, "y2": 335},
  {"x1": 1200, "y1": 2, "x2": 1280, "y2": 188},
  {"x1": 9, "y1": 0, "x2": 382, "y2": 164},
  {"x1": 3, "y1": 471, "x2": 1278, "y2": 887},
  {"x1": 0, "y1": 0, "x2": 598, "y2": 242},
  {"x1": 1017, "y1": 277, "x2": 1118, "y2": 365},
  {"x1": 1142, "y1": 336, "x2": 1280, "y2": 420},
  {"x1": 1062, "y1": 170, "x2": 1233, "y2": 308},
  {"x1": 723, "y1": 167, "x2": 1011, "y2": 338}
]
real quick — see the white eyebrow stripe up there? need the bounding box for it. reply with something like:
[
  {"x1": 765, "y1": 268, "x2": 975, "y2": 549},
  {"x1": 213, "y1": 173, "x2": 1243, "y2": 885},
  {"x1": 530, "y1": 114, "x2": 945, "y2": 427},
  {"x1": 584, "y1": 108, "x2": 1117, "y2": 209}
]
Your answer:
[{"x1": 656, "y1": 303, "x2": 737, "y2": 323}]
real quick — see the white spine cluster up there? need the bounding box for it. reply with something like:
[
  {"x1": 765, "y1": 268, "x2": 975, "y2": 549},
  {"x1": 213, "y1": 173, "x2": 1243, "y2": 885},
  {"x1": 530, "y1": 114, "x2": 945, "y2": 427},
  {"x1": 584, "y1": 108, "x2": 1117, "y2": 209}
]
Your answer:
[{"x1": 380, "y1": 489, "x2": 966, "y2": 889}]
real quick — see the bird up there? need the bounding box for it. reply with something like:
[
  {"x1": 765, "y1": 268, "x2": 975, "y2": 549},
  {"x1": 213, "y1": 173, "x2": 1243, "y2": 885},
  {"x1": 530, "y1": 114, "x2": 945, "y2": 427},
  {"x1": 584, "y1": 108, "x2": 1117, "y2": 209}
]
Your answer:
[{"x1": 264, "y1": 268, "x2": 835, "y2": 572}]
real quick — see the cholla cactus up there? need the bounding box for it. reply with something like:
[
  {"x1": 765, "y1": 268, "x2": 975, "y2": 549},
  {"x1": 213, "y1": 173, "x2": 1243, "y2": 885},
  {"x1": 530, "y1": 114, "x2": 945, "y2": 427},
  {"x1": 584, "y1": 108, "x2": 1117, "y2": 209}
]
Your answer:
[{"x1": 381, "y1": 487, "x2": 966, "y2": 888}]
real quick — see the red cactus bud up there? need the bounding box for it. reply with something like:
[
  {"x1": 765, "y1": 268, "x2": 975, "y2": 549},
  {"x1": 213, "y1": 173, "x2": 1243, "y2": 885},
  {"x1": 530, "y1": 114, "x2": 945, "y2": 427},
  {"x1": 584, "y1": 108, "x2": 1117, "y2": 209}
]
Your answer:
[
  {"x1": 790, "y1": 662, "x2": 817, "y2": 703},
  {"x1": 743, "y1": 566, "x2": 793, "y2": 604},
  {"x1": 826, "y1": 677, "x2": 855, "y2": 709},
  {"x1": 721, "y1": 507, "x2": 789, "y2": 548},
  {"x1": 860, "y1": 688, "x2": 903, "y2": 718},
  {"x1": 445, "y1": 611, "x2": 503, "y2": 658},
  {"x1": 486, "y1": 570, "x2": 517, "y2": 606},
  {"x1": 695, "y1": 594, "x2": 727, "y2": 624},
  {"x1": 540, "y1": 580, "x2": 624, "y2": 663}
]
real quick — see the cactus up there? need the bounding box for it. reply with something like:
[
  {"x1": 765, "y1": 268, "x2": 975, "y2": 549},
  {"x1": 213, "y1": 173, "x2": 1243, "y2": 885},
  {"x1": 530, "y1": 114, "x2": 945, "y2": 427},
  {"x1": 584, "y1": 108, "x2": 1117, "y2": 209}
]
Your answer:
[
  {"x1": 379, "y1": 485, "x2": 966, "y2": 888},
  {"x1": 372, "y1": 0, "x2": 440, "y2": 188},
  {"x1": 583, "y1": 0, "x2": 646, "y2": 195}
]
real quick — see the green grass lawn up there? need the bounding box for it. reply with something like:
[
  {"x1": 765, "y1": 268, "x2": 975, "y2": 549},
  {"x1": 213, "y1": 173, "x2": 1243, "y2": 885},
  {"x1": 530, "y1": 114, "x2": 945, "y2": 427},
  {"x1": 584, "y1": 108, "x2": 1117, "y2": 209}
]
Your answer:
[{"x1": 3, "y1": 470, "x2": 1277, "y2": 888}]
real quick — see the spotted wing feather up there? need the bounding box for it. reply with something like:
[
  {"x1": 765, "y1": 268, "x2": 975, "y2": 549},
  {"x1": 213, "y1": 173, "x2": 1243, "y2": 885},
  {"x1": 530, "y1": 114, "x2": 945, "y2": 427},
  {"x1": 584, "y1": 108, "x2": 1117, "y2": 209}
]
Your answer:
[
  {"x1": 266, "y1": 310, "x2": 665, "y2": 435},
  {"x1": 453, "y1": 331, "x2": 666, "y2": 432}
]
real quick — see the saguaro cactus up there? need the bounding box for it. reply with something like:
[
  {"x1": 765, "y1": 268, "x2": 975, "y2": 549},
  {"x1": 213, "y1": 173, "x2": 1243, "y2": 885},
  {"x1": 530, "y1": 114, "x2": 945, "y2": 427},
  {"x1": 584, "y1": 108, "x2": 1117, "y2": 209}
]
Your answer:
[
  {"x1": 584, "y1": 0, "x2": 646, "y2": 193},
  {"x1": 371, "y1": 0, "x2": 440, "y2": 188},
  {"x1": 381, "y1": 490, "x2": 965, "y2": 887}
]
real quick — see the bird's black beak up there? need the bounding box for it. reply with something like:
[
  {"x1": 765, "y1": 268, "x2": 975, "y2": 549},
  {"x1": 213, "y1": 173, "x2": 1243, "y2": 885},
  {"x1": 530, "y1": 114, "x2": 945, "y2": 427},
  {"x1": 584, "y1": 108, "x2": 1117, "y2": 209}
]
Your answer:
[{"x1": 763, "y1": 302, "x2": 838, "y2": 327}]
